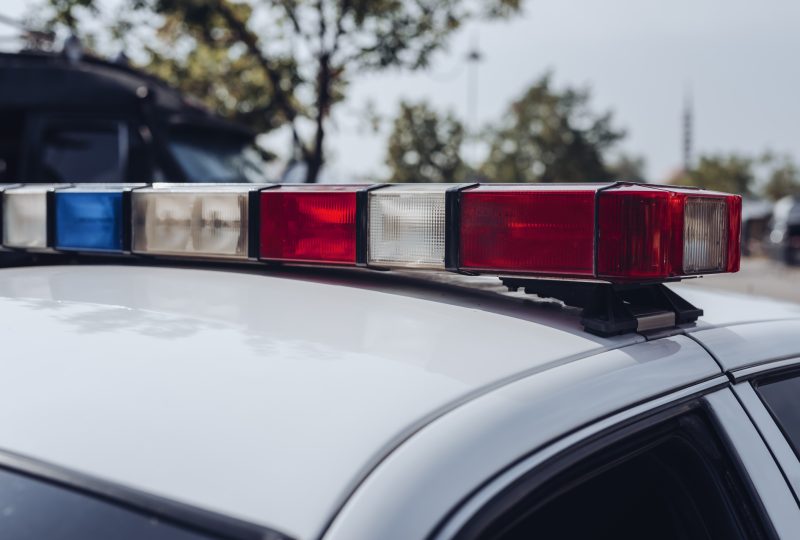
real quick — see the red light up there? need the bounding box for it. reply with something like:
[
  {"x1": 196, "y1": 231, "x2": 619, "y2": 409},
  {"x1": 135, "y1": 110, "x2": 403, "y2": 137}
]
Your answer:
[
  {"x1": 458, "y1": 184, "x2": 740, "y2": 282},
  {"x1": 260, "y1": 187, "x2": 361, "y2": 264},
  {"x1": 459, "y1": 185, "x2": 597, "y2": 276},
  {"x1": 596, "y1": 185, "x2": 741, "y2": 280},
  {"x1": 596, "y1": 186, "x2": 683, "y2": 280},
  {"x1": 726, "y1": 195, "x2": 742, "y2": 272}
]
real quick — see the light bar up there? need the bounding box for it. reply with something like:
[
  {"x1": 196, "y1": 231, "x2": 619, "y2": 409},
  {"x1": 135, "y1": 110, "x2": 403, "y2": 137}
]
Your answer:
[
  {"x1": 54, "y1": 184, "x2": 146, "y2": 253},
  {"x1": 2, "y1": 184, "x2": 70, "y2": 251},
  {"x1": 260, "y1": 185, "x2": 364, "y2": 265},
  {"x1": 132, "y1": 184, "x2": 270, "y2": 260},
  {"x1": 0, "y1": 182, "x2": 741, "y2": 284}
]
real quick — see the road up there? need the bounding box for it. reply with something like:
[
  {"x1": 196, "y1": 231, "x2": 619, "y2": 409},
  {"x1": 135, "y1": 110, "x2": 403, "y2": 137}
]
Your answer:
[{"x1": 681, "y1": 258, "x2": 800, "y2": 304}]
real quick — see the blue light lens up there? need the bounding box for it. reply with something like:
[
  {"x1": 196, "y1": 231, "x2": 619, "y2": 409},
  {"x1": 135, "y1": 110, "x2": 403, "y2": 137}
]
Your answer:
[{"x1": 55, "y1": 192, "x2": 124, "y2": 252}]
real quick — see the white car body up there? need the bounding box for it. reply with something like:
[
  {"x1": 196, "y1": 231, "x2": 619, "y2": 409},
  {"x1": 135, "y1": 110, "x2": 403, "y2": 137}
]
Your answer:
[{"x1": 1, "y1": 264, "x2": 800, "y2": 539}]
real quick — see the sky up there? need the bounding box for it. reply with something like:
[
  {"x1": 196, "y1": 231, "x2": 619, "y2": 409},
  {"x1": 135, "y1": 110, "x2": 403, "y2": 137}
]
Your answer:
[{"x1": 4, "y1": 0, "x2": 800, "y2": 182}]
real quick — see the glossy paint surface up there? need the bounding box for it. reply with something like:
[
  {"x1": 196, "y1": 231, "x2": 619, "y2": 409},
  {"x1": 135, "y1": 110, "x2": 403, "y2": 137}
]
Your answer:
[
  {"x1": 0, "y1": 265, "x2": 638, "y2": 539},
  {"x1": 0, "y1": 264, "x2": 796, "y2": 538},
  {"x1": 325, "y1": 336, "x2": 722, "y2": 540}
]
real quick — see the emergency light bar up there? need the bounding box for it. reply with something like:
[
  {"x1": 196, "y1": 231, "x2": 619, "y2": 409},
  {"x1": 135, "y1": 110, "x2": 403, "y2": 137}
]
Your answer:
[{"x1": 0, "y1": 182, "x2": 741, "y2": 282}]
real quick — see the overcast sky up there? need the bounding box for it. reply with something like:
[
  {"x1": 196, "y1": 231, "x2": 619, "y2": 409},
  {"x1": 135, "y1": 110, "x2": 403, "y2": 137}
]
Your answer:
[{"x1": 4, "y1": 0, "x2": 800, "y2": 181}]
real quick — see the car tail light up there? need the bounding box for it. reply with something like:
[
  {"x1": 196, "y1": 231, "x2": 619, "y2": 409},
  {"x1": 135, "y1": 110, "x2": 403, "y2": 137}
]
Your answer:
[
  {"x1": 131, "y1": 184, "x2": 269, "y2": 260},
  {"x1": 54, "y1": 185, "x2": 145, "y2": 253},
  {"x1": 367, "y1": 184, "x2": 452, "y2": 269},
  {"x1": 260, "y1": 185, "x2": 363, "y2": 264},
  {"x1": 1, "y1": 184, "x2": 69, "y2": 250}
]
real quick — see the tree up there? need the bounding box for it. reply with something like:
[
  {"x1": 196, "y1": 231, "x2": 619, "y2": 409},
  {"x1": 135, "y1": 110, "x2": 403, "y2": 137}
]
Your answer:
[
  {"x1": 673, "y1": 154, "x2": 755, "y2": 195},
  {"x1": 31, "y1": 0, "x2": 522, "y2": 182},
  {"x1": 479, "y1": 73, "x2": 625, "y2": 182},
  {"x1": 607, "y1": 153, "x2": 647, "y2": 182},
  {"x1": 761, "y1": 155, "x2": 800, "y2": 200},
  {"x1": 384, "y1": 101, "x2": 467, "y2": 183}
]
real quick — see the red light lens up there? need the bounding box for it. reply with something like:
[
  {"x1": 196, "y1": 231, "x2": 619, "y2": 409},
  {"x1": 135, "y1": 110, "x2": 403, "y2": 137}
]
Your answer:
[
  {"x1": 260, "y1": 187, "x2": 360, "y2": 264},
  {"x1": 726, "y1": 195, "x2": 742, "y2": 272},
  {"x1": 597, "y1": 186, "x2": 683, "y2": 279},
  {"x1": 459, "y1": 186, "x2": 597, "y2": 276},
  {"x1": 597, "y1": 186, "x2": 741, "y2": 280}
]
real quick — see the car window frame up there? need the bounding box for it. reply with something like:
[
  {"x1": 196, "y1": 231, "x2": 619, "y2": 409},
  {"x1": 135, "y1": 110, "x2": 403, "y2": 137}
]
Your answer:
[
  {"x1": 730, "y1": 357, "x2": 800, "y2": 508},
  {"x1": 432, "y1": 386, "x2": 787, "y2": 540},
  {"x1": 0, "y1": 447, "x2": 290, "y2": 540}
]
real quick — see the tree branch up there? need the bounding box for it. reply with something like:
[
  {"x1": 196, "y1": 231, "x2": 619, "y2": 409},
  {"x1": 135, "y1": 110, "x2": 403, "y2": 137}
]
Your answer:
[
  {"x1": 305, "y1": 0, "x2": 332, "y2": 182},
  {"x1": 214, "y1": 0, "x2": 310, "y2": 160}
]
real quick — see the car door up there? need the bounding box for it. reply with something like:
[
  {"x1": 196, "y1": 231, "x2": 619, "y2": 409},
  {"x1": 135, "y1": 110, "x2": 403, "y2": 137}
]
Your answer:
[
  {"x1": 432, "y1": 387, "x2": 799, "y2": 539},
  {"x1": 730, "y1": 357, "x2": 800, "y2": 508}
]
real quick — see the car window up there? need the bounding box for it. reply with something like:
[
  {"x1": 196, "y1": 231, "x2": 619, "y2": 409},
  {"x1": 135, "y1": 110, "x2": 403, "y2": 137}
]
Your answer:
[
  {"x1": 755, "y1": 371, "x2": 800, "y2": 458},
  {"x1": 40, "y1": 123, "x2": 125, "y2": 182},
  {"x1": 454, "y1": 411, "x2": 767, "y2": 540},
  {"x1": 0, "y1": 466, "x2": 215, "y2": 539},
  {"x1": 168, "y1": 129, "x2": 268, "y2": 183}
]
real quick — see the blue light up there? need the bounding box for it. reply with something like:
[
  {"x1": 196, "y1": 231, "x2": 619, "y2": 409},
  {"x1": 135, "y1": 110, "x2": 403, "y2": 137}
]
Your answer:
[{"x1": 55, "y1": 191, "x2": 124, "y2": 252}]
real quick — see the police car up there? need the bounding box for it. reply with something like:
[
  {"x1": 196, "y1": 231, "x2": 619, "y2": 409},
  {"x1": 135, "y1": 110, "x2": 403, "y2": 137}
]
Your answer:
[{"x1": 1, "y1": 182, "x2": 799, "y2": 540}]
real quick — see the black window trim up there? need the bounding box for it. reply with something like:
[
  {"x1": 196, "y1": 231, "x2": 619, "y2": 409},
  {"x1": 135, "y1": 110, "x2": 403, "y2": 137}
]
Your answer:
[
  {"x1": 431, "y1": 386, "x2": 775, "y2": 540},
  {"x1": 730, "y1": 355, "x2": 800, "y2": 383},
  {"x1": 0, "y1": 446, "x2": 292, "y2": 540}
]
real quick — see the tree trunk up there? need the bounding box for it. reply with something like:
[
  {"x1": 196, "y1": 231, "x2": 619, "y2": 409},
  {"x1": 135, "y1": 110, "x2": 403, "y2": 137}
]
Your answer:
[{"x1": 305, "y1": 51, "x2": 332, "y2": 183}]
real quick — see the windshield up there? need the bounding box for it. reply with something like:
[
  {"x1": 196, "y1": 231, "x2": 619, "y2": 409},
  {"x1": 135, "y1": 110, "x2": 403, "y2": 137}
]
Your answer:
[{"x1": 168, "y1": 129, "x2": 269, "y2": 183}]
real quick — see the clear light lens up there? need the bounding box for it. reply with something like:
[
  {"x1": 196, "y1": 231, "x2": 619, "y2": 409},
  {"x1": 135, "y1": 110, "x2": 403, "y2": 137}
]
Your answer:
[
  {"x1": 368, "y1": 186, "x2": 447, "y2": 268},
  {"x1": 683, "y1": 197, "x2": 728, "y2": 273},
  {"x1": 2, "y1": 187, "x2": 53, "y2": 249},
  {"x1": 132, "y1": 190, "x2": 252, "y2": 259}
]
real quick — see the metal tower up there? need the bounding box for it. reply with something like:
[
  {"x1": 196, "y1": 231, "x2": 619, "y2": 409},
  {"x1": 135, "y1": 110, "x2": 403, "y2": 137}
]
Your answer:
[{"x1": 682, "y1": 90, "x2": 693, "y2": 171}]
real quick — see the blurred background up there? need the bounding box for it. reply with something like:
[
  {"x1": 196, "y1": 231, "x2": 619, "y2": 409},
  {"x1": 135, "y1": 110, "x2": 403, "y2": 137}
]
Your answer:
[{"x1": 1, "y1": 0, "x2": 799, "y2": 298}]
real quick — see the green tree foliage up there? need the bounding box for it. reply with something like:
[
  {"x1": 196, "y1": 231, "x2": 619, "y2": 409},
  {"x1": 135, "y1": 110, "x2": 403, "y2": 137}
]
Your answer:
[
  {"x1": 673, "y1": 154, "x2": 755, "y2": 195},
  {"x1": 761, "y1": 155, "x2": 800, "y2": 200},
  {"x1": 479, "y1": 74, "x2": 625, "y2": 182},
  {"x1": 385, "y1": 101, "x2": 467, "y2": 183},
  {"x1": 607, "y1": 153, "x2": 646, "y2": 182},
  {"x1": 672, "y1": 152, "x2": 800, "y2": 199},
  {"x1": 32, "y1": 0, "x2": 522, "y2": 182}
]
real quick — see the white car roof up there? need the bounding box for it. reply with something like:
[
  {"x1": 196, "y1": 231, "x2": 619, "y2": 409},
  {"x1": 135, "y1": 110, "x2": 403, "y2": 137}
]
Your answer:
[{"x1": 0, "y1": 264, "x2": 797, "y2": 538}]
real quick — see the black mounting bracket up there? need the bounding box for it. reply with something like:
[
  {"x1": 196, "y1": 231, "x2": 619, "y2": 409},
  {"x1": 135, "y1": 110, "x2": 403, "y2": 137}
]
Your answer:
[{"x1": 501, "y1": 278, "x2": 703, "y2": 337}]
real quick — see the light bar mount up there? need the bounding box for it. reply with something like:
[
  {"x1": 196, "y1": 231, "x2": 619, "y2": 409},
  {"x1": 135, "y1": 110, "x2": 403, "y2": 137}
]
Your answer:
[{"x1": 501, "y1": 278, "x2": 703, "y2": 337}]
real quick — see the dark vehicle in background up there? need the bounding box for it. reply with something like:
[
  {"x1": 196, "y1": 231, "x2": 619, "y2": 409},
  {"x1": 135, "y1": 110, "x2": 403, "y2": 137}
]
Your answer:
[
  {"x1": 766, "y1": 195, "x2": 800, "y2": 265},
  {"x1": 0, "y1": 49, "x2": 269, "y2": 184}
]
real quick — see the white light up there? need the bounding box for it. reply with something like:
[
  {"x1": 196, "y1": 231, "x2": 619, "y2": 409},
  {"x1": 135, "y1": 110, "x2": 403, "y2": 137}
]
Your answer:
[
  {"x1": 132, "y1": 186, "x2": 264, "y2": 260},
  {"x1": 683, "y1": 197, "x2": 728, "y2": 273},
  {"x1": 2, "y1": 185, "x2": 67, "y2": 250},
  {"x1": 368, "y1": 185, "x2": 449, "y2": 269}
]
